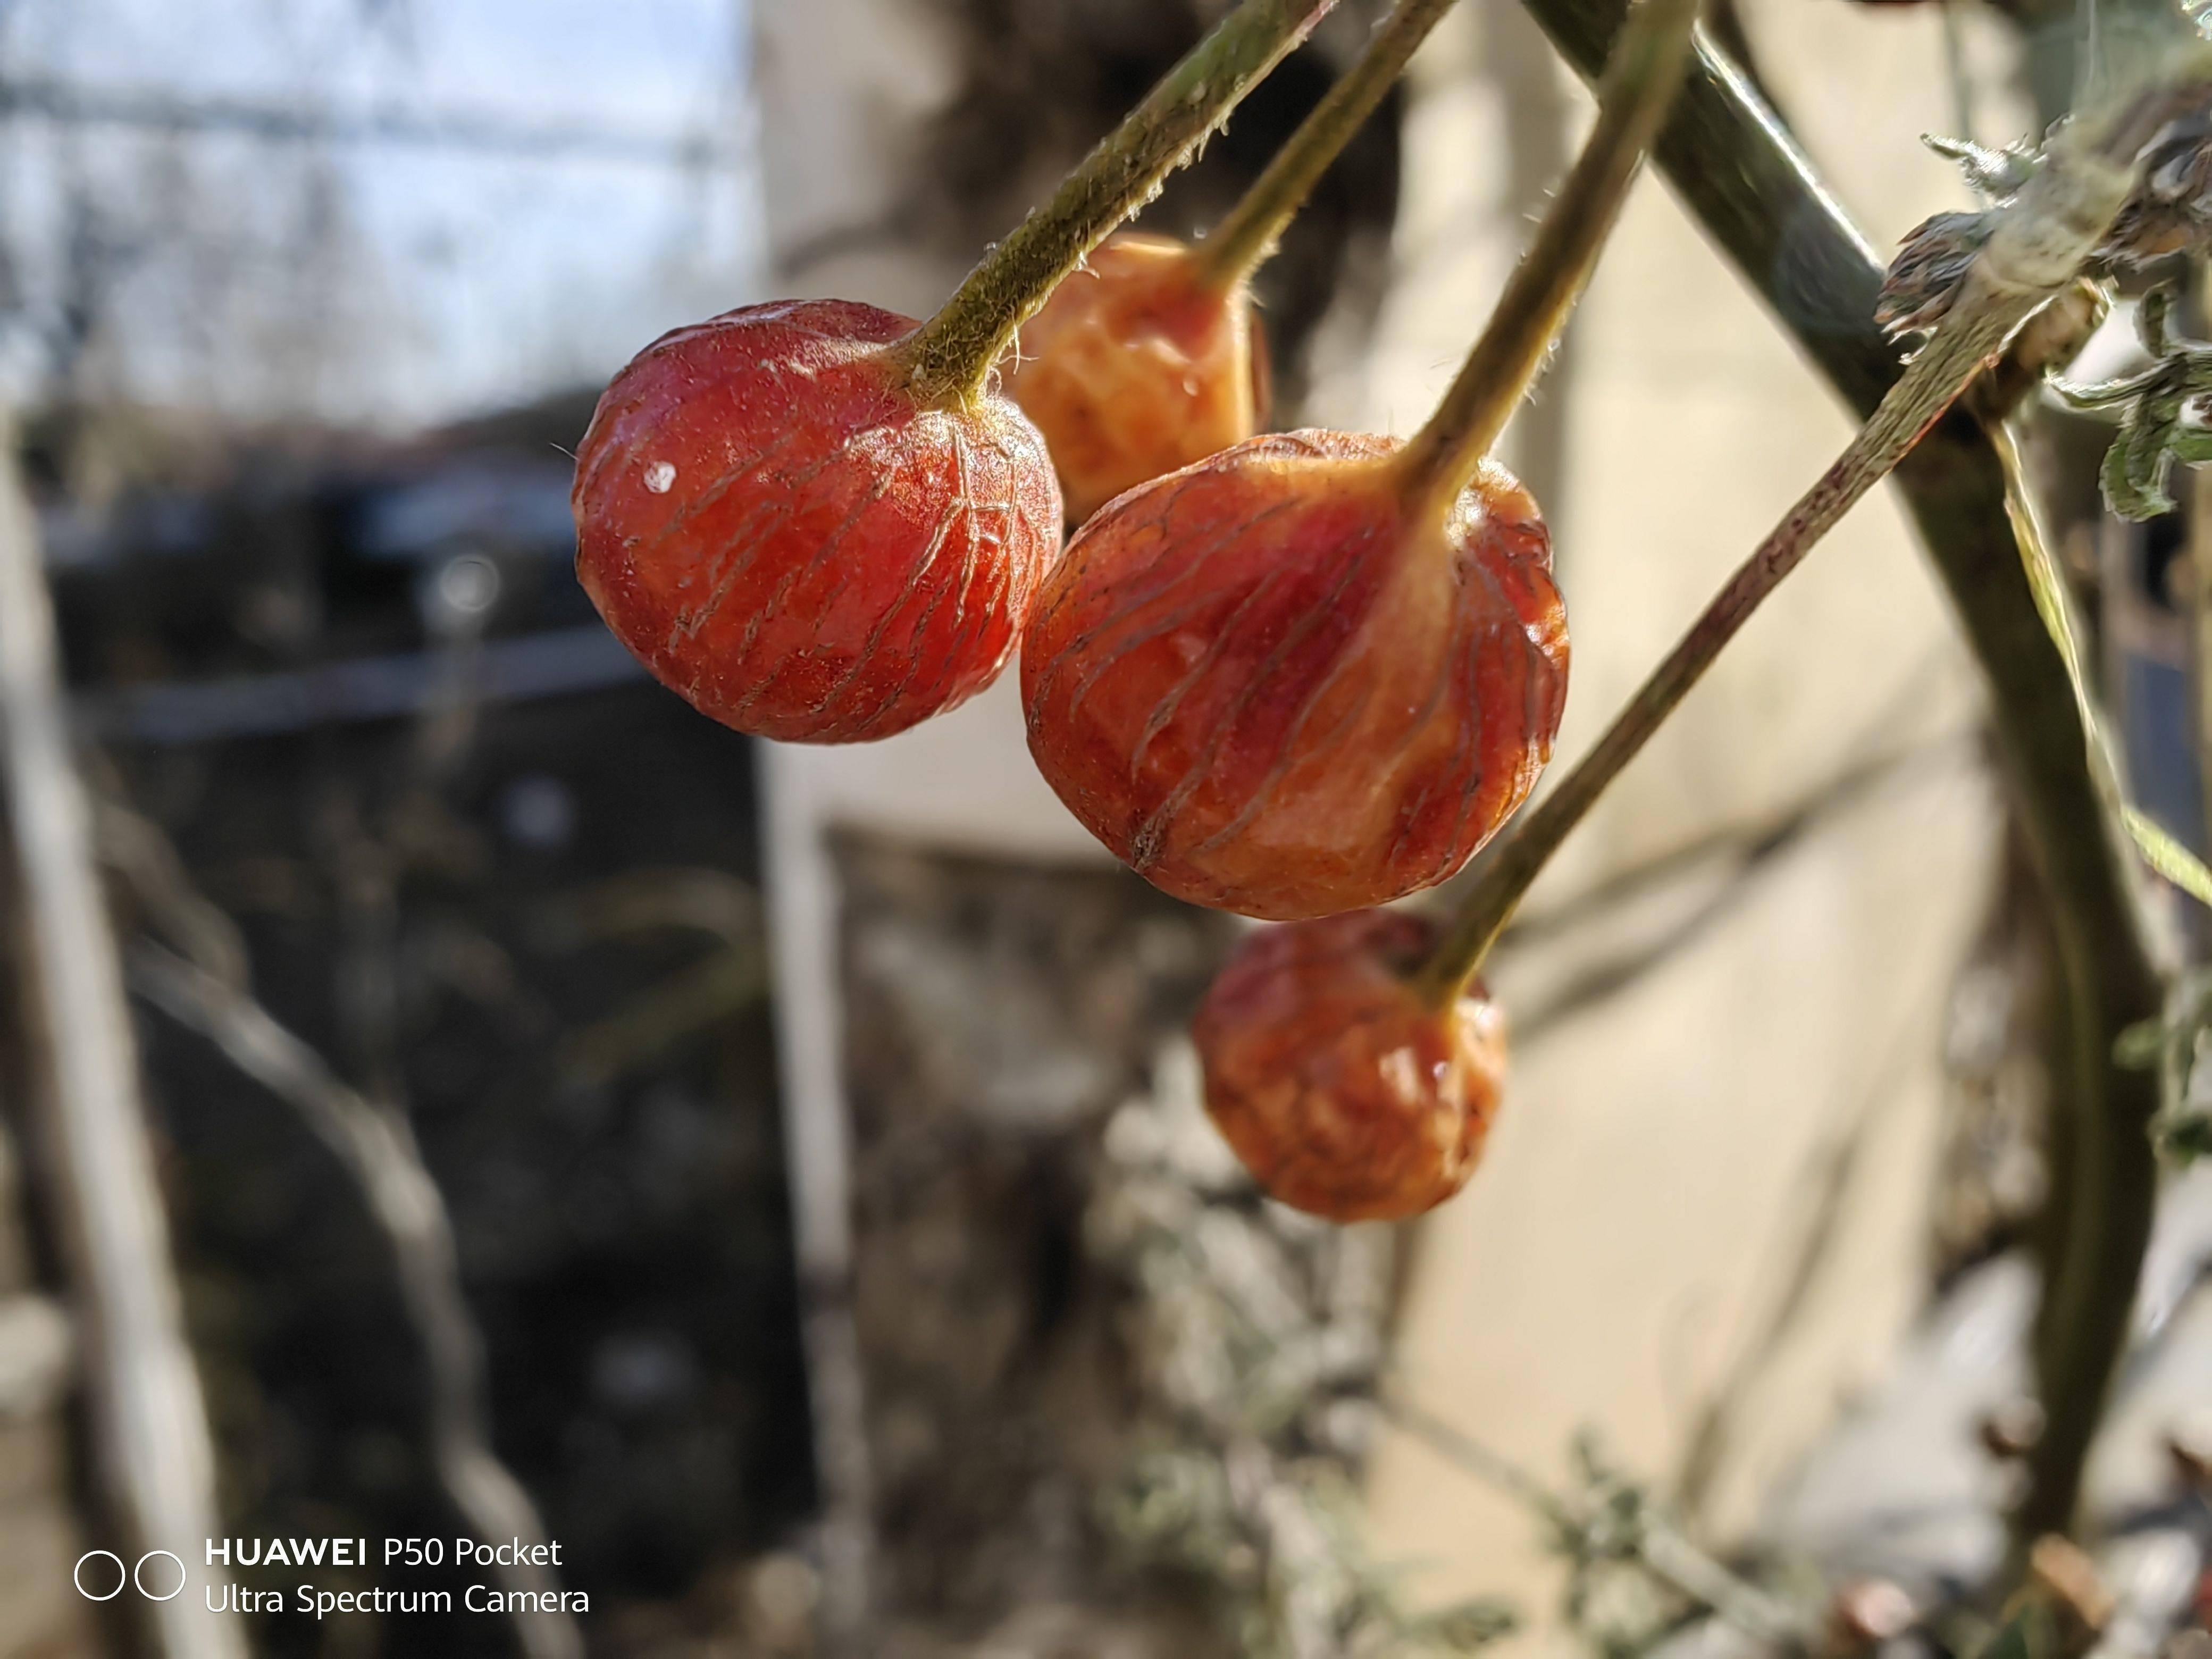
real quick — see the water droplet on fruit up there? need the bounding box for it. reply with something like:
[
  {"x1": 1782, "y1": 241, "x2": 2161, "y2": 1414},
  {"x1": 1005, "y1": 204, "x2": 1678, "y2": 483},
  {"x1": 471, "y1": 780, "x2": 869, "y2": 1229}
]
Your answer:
[{"x1": 643, "y1": 460, "x2": 676, "y2": 494}]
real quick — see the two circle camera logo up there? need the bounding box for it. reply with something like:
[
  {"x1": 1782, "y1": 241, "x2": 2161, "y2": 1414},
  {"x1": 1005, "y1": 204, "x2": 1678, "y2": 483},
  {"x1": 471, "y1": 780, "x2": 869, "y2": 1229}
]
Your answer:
[{"x1": 74, "y1": 1550, "x2": 185, "y2": 1602}]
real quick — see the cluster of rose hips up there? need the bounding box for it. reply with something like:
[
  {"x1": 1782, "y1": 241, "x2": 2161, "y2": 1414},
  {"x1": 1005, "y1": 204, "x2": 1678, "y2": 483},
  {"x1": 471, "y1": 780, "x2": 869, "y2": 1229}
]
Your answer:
[{"x1": 572, "y1": 0, "x2": 1699, "y2": 1224}]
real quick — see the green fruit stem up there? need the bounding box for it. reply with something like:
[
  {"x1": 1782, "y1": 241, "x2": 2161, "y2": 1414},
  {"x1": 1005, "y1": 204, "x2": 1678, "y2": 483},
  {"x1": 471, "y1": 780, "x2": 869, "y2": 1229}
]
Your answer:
[
  {"x1": 1414, "y1": 26, "x2": 2212, "y2": 1006},
  {"x1": 1414, "y1": 294, "x2": 2037, "y2": 1006},
  {"x1": 895, "y1": 0, "x2": 1339, "y2": 409},
  {"x1": 1393, "y1": 0, "x2": 1698, "y2": 520},
  {"x1": 1193, "y1": 0, "x2": 1463, "y2": 292}
]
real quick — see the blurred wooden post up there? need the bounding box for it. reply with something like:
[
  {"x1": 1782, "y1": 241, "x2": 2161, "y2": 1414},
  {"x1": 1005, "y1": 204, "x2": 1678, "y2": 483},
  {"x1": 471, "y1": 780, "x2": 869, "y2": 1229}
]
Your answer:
[{"x1": 0, "y1": 419, "x2": 244, "y2": 1657}]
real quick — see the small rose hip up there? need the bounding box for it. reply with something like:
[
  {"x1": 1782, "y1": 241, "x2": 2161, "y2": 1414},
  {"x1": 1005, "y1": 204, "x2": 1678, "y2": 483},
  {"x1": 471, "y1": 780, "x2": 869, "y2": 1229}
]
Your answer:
[
  {"x1": 568, "y1": 0, "x2": 1345, "y2": 744},
  {"x1": 572, "y1": 299, "x2": 1061, "y2": 744},
  {"x1": 1009, "y1": 232, "x2": 1267, "y2": 524},
  {"x1": 1000, "y1": 0, "x2": 1467, "y2": 523},
  {"x1": 1194, "y1": 909, "x2": 1506, "y2": 1222},
  {"x1": 1020, "y1": 430, "x2": 1568, "y2": 920}
]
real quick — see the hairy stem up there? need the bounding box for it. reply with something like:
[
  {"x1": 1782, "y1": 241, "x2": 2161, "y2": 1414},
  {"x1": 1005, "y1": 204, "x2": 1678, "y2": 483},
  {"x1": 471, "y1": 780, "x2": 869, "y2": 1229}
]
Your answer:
[
  {"x1": 1511, "y1": 0, "x2": 2171, "y2": 1541},
  {"x1": 894, "y1": 0, "x2": 1338, "y2": 408},
  {"x1": 1195, "y1": 0, "x2": 1460, "y2": 291},
  {"x1": 1419, "y1": 301, "x2": 2026, "y2": 999},
  {"x1": 1395, "y1": 0, "x2": 1699, "y2": 516}
]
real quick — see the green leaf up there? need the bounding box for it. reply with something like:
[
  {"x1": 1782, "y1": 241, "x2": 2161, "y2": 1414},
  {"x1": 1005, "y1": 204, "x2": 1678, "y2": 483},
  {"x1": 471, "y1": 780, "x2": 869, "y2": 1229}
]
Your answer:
[
  {"x1": 2123, "y1": 807, "x2": 2212, "y2": 910},
  {"x1": 2000, "y1": 423, "x2": 2212, "y2": 912},
  {"x1": 2113, "y1": 1018, "x2": 2168, "y2": 1069},
  {"x1": 2005, "y1": 439, "x2": 2095, "y2": 696},
  {"x1": 2104, "y1": 409, "x2": 2179, "y2": 521},
  {"x1": 1976, "y1": 1601, "x2": 2063, "y2": 1659},
  {"x1": 2157, "y1": 1111, "x2": 2212, "y2": 1162},
  {"x1": 2050, "y1": 368, "x2": 2162, "y2": 411},
  {"x1": 1406, "y1": 1598, "x2": 1520, "y2": 1651}
]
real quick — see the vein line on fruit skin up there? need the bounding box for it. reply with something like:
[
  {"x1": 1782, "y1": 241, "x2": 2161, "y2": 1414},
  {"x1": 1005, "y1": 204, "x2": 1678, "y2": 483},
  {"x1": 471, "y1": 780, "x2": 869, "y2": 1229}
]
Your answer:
[
  {"x1": 580, "y1": 319, "x2": 840, "y2": 510},
  {"x1": 1127, "y1": 553, "x2": 1310, "y2": 778},
  {"x1": 721, "y1": 452, "x2": 896, "y2": 668},
  {"x1": 810, "y1": 450, "x2": 973, "y2": 725},
  {"x1": 720, "y1": 466, "x2": 901, "y2": 723},
  {"x1": 654, "y1": 426, "x2": 824, "y2": 632},
  {"x1": 928, "y1": 428, "x2": 994, "y2": 714},
  {"x1": 668, "y1": 414, "x2": 823, "y2": 536},
  {"x1": 572, "y1": 319, "x2": 755, "y2": 498},
  {"x1": 1128, "y1": 544, "x2": 1377, "y2": 878},
  {"x1": 1039, "y1": 485, "x2": 1303, "y2": 711},
  {"x1": 842, "y1": 426, "x2": 1022, "y2": 731},
  {"x1": 1048, "y1": 500, "x2": 1303, "y2": 722},
  {"x1": 896, "y1": 424, "x2": 990, "y2": 725},
  {"x1": 1371, "y1": 579, "x2": 1479, "y2": 871},
  {"x1": 1034, "y1": 433, "x2": 1344, "y2": 696},
  {"x1": 1446, "y1": 535, "x2": 1563, "y2": 870},
  {"x1": 1126, "y1": 511, "x2": 1384, "y2": 777},
  {"x1": 663, "y1": 418, "x2": 881, "y2": 646},
  {"x1": 858, "y1": 429, "x2": 1048, "y2": 734},
  {"x1": 1409, "y1": 610, "x2": 1496, "y2": 885},
  {"x1": 1187, "y1": 617, "x2": 1389, "y2": 858}
]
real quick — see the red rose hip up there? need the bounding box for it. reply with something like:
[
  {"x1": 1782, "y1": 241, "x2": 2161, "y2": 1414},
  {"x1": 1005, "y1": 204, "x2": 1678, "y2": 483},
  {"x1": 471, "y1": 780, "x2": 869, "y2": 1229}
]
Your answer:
[
  {"x1": 1195, "y1": 909, "x2": 1507, "y2": 1222},
  {"x1": 572, "y1": 299, "x2": 1060, "y2": 744},
  {"x1": 1021, "y1": 431, "x2": 1567, "y2": 919},
  {"x1": 567, "y1": 0, "x2": 1343, "y2": 743},
  {"x1": 1007, "y1": 0, "x2": 1462, "y2": 523},
  {"x1": 1009, "y1": 233, "x2": 1266, "y2": 525},
  {"x1": 1021, "y1": 0, "x2": 1696, "y2": 920}
]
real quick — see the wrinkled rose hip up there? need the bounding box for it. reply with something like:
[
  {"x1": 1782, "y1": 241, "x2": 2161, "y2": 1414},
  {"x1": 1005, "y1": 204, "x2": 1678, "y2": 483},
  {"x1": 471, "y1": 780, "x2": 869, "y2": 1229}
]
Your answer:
[
  {"x1": 1195, "y1": 909, "x2": 1506, "y2": 1222},
  {"x1": 572, "y1": 299, "x2": 1061, "y2": 744},
  {"x1": 1020, "y1": 430, "x2": 1568, "y2": 920},
  {"x1": 1009, "y1": 232, "x2": 1266, "y2": 524}
]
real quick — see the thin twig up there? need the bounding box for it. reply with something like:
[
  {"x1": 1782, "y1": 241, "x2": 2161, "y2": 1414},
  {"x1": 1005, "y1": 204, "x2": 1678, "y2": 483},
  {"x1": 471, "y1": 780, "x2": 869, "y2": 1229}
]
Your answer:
[
  {"x1": 126, "y1": 933, "x2": 583, "y2": 1659},
  {"x1": 1496, "y1": 649, "x2": 1958, "y2": 942},
  {"x1": 1940, "y1": 0, "x2": 1978, "y2": 145},
  {"x1": 0, "y1": 420, "x2": 246, "y2": 1658},
  {"x1": 2189, "y1": 264, "x2": 2212, "y2": 949},
  {"x1": 539, "y1": 868, "x2": 768, "y2": 1086},
  {"x1": 1510, "y1": 735, "x2": 1968, "y2": 1042},
  {"x1": 1673, "y1": 1027, "x2": 1928, "y2": 1523},
  {"x1": 1380, "y1": 1390, "x2": 1804, "y2": 1645}
]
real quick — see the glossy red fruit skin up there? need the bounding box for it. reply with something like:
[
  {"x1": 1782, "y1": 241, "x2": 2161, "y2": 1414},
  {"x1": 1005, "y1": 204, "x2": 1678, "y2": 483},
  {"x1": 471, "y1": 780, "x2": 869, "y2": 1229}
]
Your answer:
[
  {"x1": 1009, "y1": 232, "x2": 1267, "y2": 525},
  {"x1": 572, "y1": 299, "x2": 1063, "y2": 744},
  {"x1": 1194, "y1": 910, "x2": 1505, "y2": 1222},
  {"x1": 1021, "y1": 430, "x2": 1567, "y2": 920}
]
